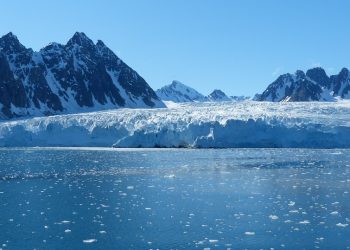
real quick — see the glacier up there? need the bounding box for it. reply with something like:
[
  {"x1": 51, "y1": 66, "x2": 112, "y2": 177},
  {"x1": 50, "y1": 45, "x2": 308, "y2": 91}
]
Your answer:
[{"x1": 0, "y1": 101, "x2": 350, "y2": 148}]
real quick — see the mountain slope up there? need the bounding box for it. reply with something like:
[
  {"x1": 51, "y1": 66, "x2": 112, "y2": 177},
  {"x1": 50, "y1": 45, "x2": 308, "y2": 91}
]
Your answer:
[
  {"x1": 0, "y1": 32, "x2": 164, "y2": 119},
  {"x1": 257, "y1": 67, "x2": 349, "y2": 102}
]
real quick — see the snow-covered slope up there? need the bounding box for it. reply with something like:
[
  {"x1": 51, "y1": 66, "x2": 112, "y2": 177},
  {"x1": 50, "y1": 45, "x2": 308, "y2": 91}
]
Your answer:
[
  {"x1": 0, "y1": 32, "x2": 164, "y2": 119},
  {"x1": 257, "y1": 67, "x2": 350, "y2": 102},
  {"x1": 156, "y1": 80, "x2": 208, "y2": 102},
  {"x1": 1, "y1": 101, "x2": 350, "y2": 148}
]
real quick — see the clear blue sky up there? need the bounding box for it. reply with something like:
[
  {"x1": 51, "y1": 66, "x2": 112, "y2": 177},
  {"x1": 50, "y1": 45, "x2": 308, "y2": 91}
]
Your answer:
[{"x1": 1, "y1": 0, "x2": 350, "y2": 96}]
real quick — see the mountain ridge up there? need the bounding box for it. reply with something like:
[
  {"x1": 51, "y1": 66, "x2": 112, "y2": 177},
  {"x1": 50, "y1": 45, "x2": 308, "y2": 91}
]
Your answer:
[
  {"x1": 256, "y1": 67, "x2": 350, "y2": 102},
  {"x1": 0, "y1": 32, "x2": 164, "y2": 119}
]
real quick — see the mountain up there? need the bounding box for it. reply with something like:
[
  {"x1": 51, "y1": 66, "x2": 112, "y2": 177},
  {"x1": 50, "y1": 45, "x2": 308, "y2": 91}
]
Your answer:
[
  {"x1": 0, "y1": 32, "x2": 164, "y2": 119},
  {"x1": 256, "y1": 67, "x2": 350, "y2": 101},
  {"x1": 156, "y1": 80, "x2": 208, "y2": 102},
  {"x1": 208, "y1": 89, "x2": 231, "y2": 101},
  {"x1": 156, "y1": 81, "x2": 249, "y2": 103}
]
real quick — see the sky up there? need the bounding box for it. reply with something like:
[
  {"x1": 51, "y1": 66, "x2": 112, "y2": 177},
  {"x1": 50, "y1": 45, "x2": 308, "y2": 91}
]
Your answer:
[{"x1": 1, "y1": 0, "x2": 350, "y2": 96}]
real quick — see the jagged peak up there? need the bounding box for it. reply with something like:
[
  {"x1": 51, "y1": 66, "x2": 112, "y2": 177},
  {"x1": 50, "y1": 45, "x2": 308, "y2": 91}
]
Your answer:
[
  {"x1": 295, "y1": 70, "x2": 305, "y2": 79},
  {"x1": 339, "y1": 67, "x2": 349, "y2": 75},
  {"x1": 306, "y1": 67, "x2": 327, "y2": 75},
  {"x1": 96, "y1": 40, "x2": 106, "y2": 48},
  {"x1": 0, "y1": 32, "x2": 26, "y2": 52},
  {"x1": 1, "y1": 32, "x2": 18, "y2": 40},
  {"x1": 306, "y1": 67, "x2": 330, "y2": 87},
  {"x1": 41, "y1": 42, "x2": 64, "y2": 52},
  {"x1": 210, "y1": 89, "x2": 226, "y2": 95},
  {"x1": 208, "y1": 89, "x2": 230, "y2": 101},
  {"x1": 66, "y1": 32, "x2": 95, "y2": 48},
  {"x1": 274, "y1": 73, "x2": 293, "y2": 83},
  {"x1": 171, "y1": 80, "x2": 182, "y2": 85},
  {"x1": 167, "y1": 80, "x2": 197, "y2": 92}
]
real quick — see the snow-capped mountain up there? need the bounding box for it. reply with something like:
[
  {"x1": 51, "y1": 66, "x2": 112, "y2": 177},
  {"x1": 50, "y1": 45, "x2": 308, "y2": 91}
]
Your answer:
[
  {"x1": 156, "y1": 81, "x2": 246, "y2": 103},
  {"x1": 0, "y1": 32, "x2": 164, "y2": 119},
  {"x1": 156, "y1": 80, "x2": 208, "y2": 102},
  {"x1": 256, "y1": 67, "x2": 350, "y2": 101},
  {"x1": 208, "y1": 89, "x2": 231, "y2": 101}
]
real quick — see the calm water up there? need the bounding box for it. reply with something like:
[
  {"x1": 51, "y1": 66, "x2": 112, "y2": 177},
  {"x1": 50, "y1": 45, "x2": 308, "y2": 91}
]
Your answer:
[{"x1": 0, "y1": 148, "x2": 349, "y2": 249}]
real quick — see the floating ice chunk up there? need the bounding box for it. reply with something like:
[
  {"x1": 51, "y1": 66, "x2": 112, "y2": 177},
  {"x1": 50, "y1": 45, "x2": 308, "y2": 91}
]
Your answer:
[
  {"x1": 289, "y1": 210, "x2": 299, "y2": 213},
  {"x1": 245, "y1": 232, "x2": 255, "y2": 236},
  {"x1": 299, "y1": 220, "x2": 310, "y2": 224},
  {"x1": 336, "y1": 223, "x2": 348, "y2": 227},
  {"x1": 61, "y1": 220, "x2": 70, "y2": 224},
  {"x1": 269, "y1": 215, "x2": 279, "y2": 220},
  {"x1": 64, "y1": 229, "x2": 71, "y2": 233},
  {"x1": 83, "y1": 239, "x2": 97, "y2": 244},
  {"x1": 330, "y1": 211, "x2": 339, "y2": 215},
  {"x1": 145, "y1": 207, "x2": 152, "y2": 210},
  {"x1": 164, "y1": 174, "x2": 176, "y2": 179},
  {"x1": 209, "y1": 239, "x2": 218, "y2": 243},
  {"x1": 288, "y1": 201, "x2": 295, "y2": 206}
]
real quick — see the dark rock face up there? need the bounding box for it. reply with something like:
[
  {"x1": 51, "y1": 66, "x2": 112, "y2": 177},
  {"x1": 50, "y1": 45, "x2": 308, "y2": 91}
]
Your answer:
[
  {"x1": 0, "y1": 32, "x2": 164, "y2": 119},
  {"x1": 331, "y1": 68, "x2": 350, "y2": 98},
  {"x1": 306, "y1": 67, "x2": 330, "y2": 88},
  {"x1": 0, "y1": 53, "x2": 27, "y2": 118},
  {"x1": 257, "y1": 67, "x2": 350, "y2": 102}
]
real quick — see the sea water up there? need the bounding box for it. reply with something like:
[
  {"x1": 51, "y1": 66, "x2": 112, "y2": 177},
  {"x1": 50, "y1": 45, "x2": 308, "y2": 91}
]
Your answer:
[{"x1": 0, "y1": 148, "x2": 349, "y2": 249}]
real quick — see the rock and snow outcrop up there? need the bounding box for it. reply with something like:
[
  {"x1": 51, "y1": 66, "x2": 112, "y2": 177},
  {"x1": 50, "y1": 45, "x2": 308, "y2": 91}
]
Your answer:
[
  {"x1": 256, "y1": 67, "x2": 350, "y2": 102},
  {"x1": 0, "y1": 32, "x2": 164, "y2": 119},
  {"x1": 0, "y1": 101, "x2": 349, "y2": 148}
]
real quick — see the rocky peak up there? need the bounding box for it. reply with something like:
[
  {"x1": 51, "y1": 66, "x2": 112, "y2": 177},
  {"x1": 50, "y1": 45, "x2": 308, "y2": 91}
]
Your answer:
[
  {"x1": 208, "y1": 89, "x2": 231, "y2": 101},
  {"x1": 257, "y1": 67, "x2": 350, "y2": 102},
  {"x1": 66, "y1": 32, "x2": 95, "y2": 49},
  {"x1": 156, "y1": 80, "x2": 207, "y2": 102},
  {"x1": 295, "y1": 70, "x2": 306, "y2": 80},
  {"x1": 96, "y1": 40, "x2": 106, "y2": 48},
  {"x1": 338, "y1": 67, "x2": 350, "y2": 79},
  {"x1": 0, "y1": 32, "x2": 27, "y2": 53},
  {"x1": 306, "y1": 67, "x2": 330, "y2": 88}
]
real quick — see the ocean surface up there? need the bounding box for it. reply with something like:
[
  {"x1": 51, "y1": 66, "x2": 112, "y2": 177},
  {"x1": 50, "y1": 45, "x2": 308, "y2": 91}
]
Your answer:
[{"x1": 0, "y1": 148, "x2": 349, "y2": 249}]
